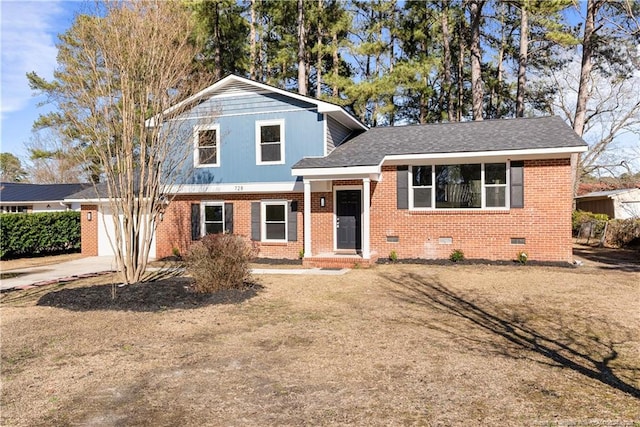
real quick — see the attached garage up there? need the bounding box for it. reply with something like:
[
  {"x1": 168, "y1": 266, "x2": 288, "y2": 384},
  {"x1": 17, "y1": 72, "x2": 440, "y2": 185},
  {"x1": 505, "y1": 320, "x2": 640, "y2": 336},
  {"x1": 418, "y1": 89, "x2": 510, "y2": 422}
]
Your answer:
[{"x1": 97, "y1": 205, "x2": 157, "y2": 259}]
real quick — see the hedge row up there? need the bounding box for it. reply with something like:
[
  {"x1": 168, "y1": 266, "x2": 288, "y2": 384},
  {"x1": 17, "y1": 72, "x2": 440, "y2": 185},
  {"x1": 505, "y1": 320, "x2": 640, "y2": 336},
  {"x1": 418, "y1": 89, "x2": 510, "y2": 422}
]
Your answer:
[{"x1": 0, "y1": 211, "x2": 81, "y2": 259}]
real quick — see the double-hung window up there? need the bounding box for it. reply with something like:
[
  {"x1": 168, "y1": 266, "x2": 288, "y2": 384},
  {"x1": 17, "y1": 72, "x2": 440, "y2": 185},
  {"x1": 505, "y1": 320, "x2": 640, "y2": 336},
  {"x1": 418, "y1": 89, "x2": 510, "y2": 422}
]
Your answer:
[
  {"x1": 202, "y1": 202, "x2": 224, "y2": 235},
  {"x1": 256, "y1": 119, "x2": 285, "y2": 164},
  {"x1": 262, "y1": 201, "x2": 287, "y2": 242},
  {"x1": 410, "y1": 166, "x2": 433, "y2": 208},
  {"x1": 484, "y1": 163, "x2": 507, "y2": 208},
  {"x1": 194, "y1": 124, "x2": 220, "y2": 167}
]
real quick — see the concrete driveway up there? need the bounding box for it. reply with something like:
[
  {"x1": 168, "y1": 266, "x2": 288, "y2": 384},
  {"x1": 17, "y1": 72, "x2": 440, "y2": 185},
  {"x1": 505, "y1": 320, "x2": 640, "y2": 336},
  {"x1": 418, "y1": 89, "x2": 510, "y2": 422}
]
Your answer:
[{"x1": 0, "y1": 256, "x2": 117, "y2": 291}]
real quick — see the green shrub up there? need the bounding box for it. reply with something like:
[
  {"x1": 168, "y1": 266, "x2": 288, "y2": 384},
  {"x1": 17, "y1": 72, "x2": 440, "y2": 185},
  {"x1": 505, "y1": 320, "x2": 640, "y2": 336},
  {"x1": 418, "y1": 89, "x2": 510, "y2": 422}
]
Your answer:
[
  {"x1": 184, "y1": 234, "x2": 258, "y2": 293},
  {"x1": 0, "y1": 211, "x2": 81, "y2": 259},
  {"x1": 389, "y1": 250, "x2": 398, "y2": 263},
  {"x1": 449, "y1": 249, "x2": 465, "y2": 263},
  {"x1": 572, "y1": 210, "x2": 608, "y2": 235}
]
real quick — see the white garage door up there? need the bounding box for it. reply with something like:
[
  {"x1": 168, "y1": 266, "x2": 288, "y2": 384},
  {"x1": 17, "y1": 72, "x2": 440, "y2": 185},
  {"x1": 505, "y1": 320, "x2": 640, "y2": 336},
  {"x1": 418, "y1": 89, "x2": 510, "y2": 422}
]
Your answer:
[{"x1": 98, "y1": 206, "x2": 156, "y2": 259}]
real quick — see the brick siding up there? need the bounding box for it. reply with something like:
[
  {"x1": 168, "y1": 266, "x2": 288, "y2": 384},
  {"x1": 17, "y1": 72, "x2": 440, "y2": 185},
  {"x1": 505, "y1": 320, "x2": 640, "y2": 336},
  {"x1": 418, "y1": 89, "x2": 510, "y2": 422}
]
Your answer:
[
  {"x1": 80, "y1": 205, "x2": 98, "y2": 256},
  {"x1": 156, "y1": 193, "x2": 304, "y2": 260},
  {"x1": 138, "y1": 158, "x2": 574, "y2": 264},
  {"x1": 369, "y1": 159, "x2": 573, "y2": 262}
]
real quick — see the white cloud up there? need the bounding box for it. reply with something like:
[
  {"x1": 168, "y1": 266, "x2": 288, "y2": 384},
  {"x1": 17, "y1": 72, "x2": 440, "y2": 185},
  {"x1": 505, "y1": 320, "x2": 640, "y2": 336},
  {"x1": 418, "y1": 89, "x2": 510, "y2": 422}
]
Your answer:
[{"x1": 0, "y1": 1, "x2": 64, "y2": 117}]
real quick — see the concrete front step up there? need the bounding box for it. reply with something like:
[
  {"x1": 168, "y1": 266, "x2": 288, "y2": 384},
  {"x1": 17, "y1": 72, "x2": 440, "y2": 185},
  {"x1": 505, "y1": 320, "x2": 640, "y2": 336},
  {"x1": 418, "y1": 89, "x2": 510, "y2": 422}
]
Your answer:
[{"x1": 302, "y1": 252, "x2": 378, "y2": 269}]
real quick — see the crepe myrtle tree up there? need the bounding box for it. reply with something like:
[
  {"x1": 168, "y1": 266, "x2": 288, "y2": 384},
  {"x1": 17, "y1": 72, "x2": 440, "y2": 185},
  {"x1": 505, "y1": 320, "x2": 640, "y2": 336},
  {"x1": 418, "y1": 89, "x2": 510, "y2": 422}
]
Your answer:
[{"x1": 28, "y1": 1, "x2": 212, "y2": 284}]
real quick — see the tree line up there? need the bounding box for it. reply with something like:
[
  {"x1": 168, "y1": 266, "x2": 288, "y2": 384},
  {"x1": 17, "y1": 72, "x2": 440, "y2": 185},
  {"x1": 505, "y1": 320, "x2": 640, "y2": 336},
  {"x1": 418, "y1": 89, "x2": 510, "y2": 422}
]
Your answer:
[{"x1": 26, "y1": 0, "x2": 640, "y2": 185}]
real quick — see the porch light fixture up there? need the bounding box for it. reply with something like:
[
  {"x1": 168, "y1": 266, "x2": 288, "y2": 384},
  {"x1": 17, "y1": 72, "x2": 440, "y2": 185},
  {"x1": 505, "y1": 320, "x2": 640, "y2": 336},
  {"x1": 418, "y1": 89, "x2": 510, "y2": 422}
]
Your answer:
[
  {"x1": 87, "y1": 211, "x2": 92, "y2": 221},
  {"x1": 320, "y1": 196, "x2": 326, "y2": 207}
]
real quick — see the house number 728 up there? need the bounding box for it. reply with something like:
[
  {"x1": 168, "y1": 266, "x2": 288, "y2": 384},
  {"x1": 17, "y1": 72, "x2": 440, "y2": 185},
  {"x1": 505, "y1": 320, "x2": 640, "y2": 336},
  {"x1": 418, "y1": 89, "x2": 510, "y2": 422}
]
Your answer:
[{"x1": 234, "y1": 185, "x2": 244, "y2": 191}]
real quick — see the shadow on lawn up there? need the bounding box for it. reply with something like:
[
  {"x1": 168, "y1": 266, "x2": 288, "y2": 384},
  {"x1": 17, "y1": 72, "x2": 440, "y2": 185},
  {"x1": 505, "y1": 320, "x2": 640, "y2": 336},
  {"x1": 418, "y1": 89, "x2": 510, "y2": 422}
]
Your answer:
[
  {"x1": 36, "y1": 277, "x2": 262, "y2": 312},
  {"x1": 385, "y1": 272, "x2": 640, "y2": 399}
]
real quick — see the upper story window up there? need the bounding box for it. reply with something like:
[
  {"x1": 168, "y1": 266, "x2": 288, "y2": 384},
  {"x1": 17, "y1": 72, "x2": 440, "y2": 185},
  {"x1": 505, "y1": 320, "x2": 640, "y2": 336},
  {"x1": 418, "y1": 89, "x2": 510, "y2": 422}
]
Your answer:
[
  {"x1": 409, "y1": 162, "x2": 508, "y2": 210},
  {"x1": 194, "y1": 124, "x2": 220, "y2": 167},
  {"x1": 256, "y1": 119, "x2": 285, "y2": 165}
]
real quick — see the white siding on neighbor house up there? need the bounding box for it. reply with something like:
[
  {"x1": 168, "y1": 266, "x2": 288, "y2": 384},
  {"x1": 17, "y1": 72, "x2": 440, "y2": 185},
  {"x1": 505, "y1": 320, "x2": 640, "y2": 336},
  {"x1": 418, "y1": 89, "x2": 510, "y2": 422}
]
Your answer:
[
  {"x1": 326, "y1": 115, "x2": 352, "y2": 153},
  {"x1": 615, "y1": 191, "x2": 640, "y2": 219},
  {"x1": 98, "y1": 206, "x2": 156, "y2": 259},
  {"x1": 1, "y1": 202, "x2": 80, "y2": 213}
]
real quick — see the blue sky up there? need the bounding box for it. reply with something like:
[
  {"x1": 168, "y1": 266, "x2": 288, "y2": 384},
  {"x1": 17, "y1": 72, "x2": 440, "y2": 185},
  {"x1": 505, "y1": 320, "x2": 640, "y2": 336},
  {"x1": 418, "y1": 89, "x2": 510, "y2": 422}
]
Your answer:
[{"x1": 1, "y1": 0, "x2": 85, "y2": 161}]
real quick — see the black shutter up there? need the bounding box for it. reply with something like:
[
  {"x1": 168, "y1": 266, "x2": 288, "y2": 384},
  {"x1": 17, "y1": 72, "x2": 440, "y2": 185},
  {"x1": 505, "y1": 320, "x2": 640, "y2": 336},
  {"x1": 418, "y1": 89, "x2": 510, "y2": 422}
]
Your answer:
[
  {"x1": 510, "y1": 161, "x2": 524, "y2": 208},
  {"x1": 397, "y1": 166, "x2": 408, "y2": 209},
  {"x1": 251, "y1": 202, "x2": 261, "y2": 241},
  {"x1": 288, "y1": 201, "x2": 297, "y2": 242},
  {"x1": 191, "y1": 203, "x2": 200, "y2": 240},
  {"x1": 224, "y1": 203, "x2": 234, "y2": 234}
]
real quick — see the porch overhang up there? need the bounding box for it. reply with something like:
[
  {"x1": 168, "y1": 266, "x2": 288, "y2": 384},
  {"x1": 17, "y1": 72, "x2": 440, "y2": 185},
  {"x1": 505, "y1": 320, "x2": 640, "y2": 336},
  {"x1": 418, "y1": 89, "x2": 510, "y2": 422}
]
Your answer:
[{"x1": 292, "y1": 165, "x2": 381, "y2": 182}]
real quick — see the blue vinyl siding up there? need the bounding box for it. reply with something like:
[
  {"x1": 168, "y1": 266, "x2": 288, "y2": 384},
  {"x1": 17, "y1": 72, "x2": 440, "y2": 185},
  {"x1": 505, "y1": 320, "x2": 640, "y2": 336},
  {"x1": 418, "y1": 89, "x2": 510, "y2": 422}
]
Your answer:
[{"x1": 173, "y1": 92, "x2": 325, "y2": 184}]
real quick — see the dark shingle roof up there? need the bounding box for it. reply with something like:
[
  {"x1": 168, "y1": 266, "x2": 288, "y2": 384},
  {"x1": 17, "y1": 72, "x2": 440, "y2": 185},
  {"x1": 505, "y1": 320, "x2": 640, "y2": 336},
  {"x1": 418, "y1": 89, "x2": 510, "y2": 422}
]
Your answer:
[
  {"x1": 293, "y1": 116, "x2": 587, "y2": 169},
  {"x1": 65, "y1": 184, "x2": 105, "y2": 200},
  {"x1": 0, "y1": 182, "x2": 92, "y2": 203}
]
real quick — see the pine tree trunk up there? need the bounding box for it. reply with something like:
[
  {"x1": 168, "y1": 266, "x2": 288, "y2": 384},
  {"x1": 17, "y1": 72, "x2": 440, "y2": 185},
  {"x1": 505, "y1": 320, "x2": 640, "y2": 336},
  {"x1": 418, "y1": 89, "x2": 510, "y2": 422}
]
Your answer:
[
  {"x1": 574, "y1": 0, "x2": 598, "y2": 136},
  {"x1": 297, "y1": 0, "x2": 307, "y2": 95},
  {"x1": 316, "y1": 0, "x2": 323, "y2": 97},
  {"x1": 332, "y1": 32, "x2": 339, "y2": 97},
  {"x1": 516, "y1": 3, "x2": 528, "y2": 118},
  {"x1": 469, "y1": 0, "x2": 484, "y2": 121},
  {"x1": 489, "y1": 2, "x2": 505, "y2": 119},
  {"x1": 441, "y1": 1, "x2": 453, "y2": 122},
  {"x1": 457, "y1": 21, "x2": 464, "y2": 122},
  {"x1": 213, "y1": 1, "x2": 222, "y2": 80},
  {"x1": 249, "y1": 0, "x2": 257, "y2": 80}
]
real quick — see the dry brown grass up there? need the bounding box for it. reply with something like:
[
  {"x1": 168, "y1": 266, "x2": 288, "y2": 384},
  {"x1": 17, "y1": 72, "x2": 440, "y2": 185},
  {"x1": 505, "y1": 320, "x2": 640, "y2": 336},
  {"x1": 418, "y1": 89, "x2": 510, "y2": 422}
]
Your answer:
[{"x1": 1, "y1": 262, "x2": 639, "y2": 426}]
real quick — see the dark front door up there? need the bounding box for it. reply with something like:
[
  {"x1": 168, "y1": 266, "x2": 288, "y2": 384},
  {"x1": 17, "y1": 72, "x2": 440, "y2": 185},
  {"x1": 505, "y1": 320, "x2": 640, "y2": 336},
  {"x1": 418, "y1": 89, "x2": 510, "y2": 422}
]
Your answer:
[{"x1": 336, "y1": 190, "x2": 361, "y2": 250}]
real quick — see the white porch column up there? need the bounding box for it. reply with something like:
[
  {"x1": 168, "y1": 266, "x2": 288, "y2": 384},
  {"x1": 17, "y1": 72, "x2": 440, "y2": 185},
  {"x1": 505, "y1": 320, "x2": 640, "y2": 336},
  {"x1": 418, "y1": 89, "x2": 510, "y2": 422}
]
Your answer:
[
  {"x1": 303, "y1": 179, "x2": 312, "y2": 258},
  {"x1": 362, "y1": 177, "x2": 371, "y2": 259}
]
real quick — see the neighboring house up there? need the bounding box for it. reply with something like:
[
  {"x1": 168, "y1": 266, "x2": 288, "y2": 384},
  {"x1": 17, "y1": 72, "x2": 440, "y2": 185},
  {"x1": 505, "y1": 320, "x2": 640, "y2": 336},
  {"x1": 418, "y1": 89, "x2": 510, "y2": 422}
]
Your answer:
[
  {"x1": 0, "y1": 182, "x2": 90, "y2": 213},
  {"x1": 575, "y1": 188, "x2": 640, "y2": 219},
  {"x1": 74, "y1": 74, "x2": 588, "y2": 266}
]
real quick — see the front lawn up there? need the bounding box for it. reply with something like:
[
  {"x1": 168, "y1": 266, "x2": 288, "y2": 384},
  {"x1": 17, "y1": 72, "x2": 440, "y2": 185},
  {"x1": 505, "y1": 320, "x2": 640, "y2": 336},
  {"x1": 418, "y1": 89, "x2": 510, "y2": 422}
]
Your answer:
[{"x1": 1, "y1": 263, "x2": 638, "y2": 426}]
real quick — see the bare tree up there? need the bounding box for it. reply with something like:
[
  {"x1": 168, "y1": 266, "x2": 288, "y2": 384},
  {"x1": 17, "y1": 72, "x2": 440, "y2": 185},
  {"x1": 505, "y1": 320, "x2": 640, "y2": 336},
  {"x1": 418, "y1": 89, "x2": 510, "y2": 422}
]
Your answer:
[
  {"x1": 28, "y1": 1, "x2": 206, "y2": 284},
  {"x1": 544, "y1": 57, "x2": 640, "y2": 186},
  {"x1": 26, "y1": 130, "x2": 88, "y2": 184}
]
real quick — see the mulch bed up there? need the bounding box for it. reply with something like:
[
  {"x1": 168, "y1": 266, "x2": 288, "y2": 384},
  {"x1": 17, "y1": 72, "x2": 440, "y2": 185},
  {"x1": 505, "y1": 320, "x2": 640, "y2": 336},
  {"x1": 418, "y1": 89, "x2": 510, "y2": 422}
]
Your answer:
[{"x1": 36, "y1": 277, "x2": 262, "y2": 312}]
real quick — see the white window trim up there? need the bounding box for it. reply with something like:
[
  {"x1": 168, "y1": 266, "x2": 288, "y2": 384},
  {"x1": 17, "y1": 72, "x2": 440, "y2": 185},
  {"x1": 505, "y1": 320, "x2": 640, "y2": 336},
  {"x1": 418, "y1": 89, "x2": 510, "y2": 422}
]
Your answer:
[
  {"x1": 201, "y1": 201, "x2": 224, "y2": 236},
  {"x1": 408, "y1": 166, "x2": 433, "y2": 211},
  {"x1": 483, "y1": 163, "x2": 509, "y2": 209},
  {"x1": 256, "y1": 119, "x2": 285, "y2": 165},
  {"x1": 194, "y1": 124, "x2": 220, "y2": 168},
  {"x1": 408, "y1": 161, "x2": 511, "y2": 211},
  {"x1": 261, "y1": 200, "x2": 288, "y2": 242}
]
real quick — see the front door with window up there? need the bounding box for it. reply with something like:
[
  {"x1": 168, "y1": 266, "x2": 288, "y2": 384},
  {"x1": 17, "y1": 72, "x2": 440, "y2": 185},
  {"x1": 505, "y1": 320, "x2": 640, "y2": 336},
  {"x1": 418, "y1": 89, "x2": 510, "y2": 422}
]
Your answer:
[{"x1": 336, "y1": 190, "x2": 361, "y2": 251}]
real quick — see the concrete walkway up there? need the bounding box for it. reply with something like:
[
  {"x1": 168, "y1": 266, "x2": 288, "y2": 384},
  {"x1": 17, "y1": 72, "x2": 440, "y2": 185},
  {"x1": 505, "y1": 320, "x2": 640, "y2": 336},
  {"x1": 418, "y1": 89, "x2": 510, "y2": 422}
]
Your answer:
[
  {"x1": 0, "y1": 256, "x2": 117, "y2": 291},
  {"x1": 1, "y1": 257, "x2": 350, "y2": 291}
]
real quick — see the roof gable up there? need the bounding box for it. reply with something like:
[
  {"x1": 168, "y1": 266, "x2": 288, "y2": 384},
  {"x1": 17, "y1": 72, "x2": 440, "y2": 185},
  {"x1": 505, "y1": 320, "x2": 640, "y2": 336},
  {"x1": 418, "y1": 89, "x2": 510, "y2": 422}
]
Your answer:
[{"x1": 152, "y1": 74, "x2": 367, "y2": 131}]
